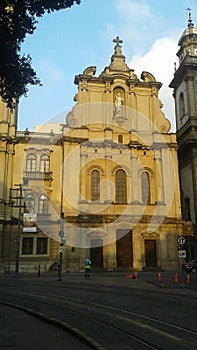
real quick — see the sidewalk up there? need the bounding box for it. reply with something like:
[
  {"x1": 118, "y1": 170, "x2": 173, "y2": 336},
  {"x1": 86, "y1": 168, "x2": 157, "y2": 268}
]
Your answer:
[
  {"x1": 0, "y1": 303, "x2": 92, "y2": 350},
  {"x1": 1, "y1": 270, "x2": 196, "y2": 291}
]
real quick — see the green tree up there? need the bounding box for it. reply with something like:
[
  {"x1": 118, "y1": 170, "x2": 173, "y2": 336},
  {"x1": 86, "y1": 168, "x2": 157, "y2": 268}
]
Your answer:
[{"x1": 0, "y1": 0, "x2": 81, "y2": 109}]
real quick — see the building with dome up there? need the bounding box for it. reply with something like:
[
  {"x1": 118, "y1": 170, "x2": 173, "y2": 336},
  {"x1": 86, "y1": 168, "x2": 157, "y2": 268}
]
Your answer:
[{"x1": 0, "y1": 21, "x2": 196, "y2": 273}]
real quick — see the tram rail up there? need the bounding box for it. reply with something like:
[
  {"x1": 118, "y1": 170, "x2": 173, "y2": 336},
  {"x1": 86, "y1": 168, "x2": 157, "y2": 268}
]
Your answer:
[{"x1": 0, "y1": 289, "x2": 196, "y2": 350}]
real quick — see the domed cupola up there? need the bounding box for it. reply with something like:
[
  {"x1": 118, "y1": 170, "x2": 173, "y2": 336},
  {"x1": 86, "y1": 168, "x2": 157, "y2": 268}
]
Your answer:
[{"x1": 177, "y1": 8, "x2": 197, "y2": 64}]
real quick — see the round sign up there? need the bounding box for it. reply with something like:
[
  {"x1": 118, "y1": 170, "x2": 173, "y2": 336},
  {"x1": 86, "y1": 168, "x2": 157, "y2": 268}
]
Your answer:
[{"x1": 177, "y1": 236, "x2": 185, "y2": 245}]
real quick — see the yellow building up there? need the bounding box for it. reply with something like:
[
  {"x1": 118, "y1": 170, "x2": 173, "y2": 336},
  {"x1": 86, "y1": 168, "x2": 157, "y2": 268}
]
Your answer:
[{"x1": 0, "y1": 37, "x2": 194, "y2": 273}]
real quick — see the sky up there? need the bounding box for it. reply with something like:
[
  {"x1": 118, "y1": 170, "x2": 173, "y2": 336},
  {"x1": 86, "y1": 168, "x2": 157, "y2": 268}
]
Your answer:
[{"x1": 18, "y1": 0, "x2": 197, "y2": 132}]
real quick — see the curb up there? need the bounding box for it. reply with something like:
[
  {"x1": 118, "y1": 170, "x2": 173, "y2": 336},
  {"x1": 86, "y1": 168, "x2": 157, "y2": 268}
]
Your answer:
[{"x1": 0, "y1": 301, "x2": 105, "y2": 350}]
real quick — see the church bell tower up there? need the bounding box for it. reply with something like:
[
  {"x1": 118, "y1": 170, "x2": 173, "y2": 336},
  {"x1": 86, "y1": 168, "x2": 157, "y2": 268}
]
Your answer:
[{"x1": 169, "y1": 9, "x2": 197, "y2": 234}]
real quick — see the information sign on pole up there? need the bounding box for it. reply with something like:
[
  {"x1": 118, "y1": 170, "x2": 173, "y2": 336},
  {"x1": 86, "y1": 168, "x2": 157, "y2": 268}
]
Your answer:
[
  {"x1": 178, "y1": 250, "x2": 186, "y2": 259},
  {"x1": 59, "y1": 246, "x2": 64, "y2": 253},
  {"x1": 177, "y1": 236, "x2": 185, "y2": 245}
]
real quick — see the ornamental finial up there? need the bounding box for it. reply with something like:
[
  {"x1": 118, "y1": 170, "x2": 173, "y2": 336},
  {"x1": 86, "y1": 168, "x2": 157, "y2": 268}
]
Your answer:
[{"x1": 187, "y1": 7, "x2": 194, "y2": 28}]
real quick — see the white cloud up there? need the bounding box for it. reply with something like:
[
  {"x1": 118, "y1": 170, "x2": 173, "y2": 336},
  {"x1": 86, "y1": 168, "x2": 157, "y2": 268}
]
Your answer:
[
  {"x1": 37, "y1": 58, "x2": 65, "y2": 83},
  {"x1": 114, "y1": 0, "x2": 165, "y2": 52},
  {"x1": 129, "y1": 36, "x2": 179, "y2": 131},
  {"x1": 116, "y1": 0, "x2": 155, "y2": 21}
]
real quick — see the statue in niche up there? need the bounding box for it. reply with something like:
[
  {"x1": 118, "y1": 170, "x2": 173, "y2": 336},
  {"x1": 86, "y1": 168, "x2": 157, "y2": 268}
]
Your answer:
[{"x1": 114, "y1": 93, "x2": 124, "y2": 115}]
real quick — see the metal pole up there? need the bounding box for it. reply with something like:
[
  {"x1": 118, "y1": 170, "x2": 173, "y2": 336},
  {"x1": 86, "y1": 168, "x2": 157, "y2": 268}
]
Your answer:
[
  {"x1": 15, "y1": 184, "x2": 22, "y2": 274},
  {"x1": 58, "y1": 250, "x2": 63, "y2": 281},
  {"x1": 58, "y1": 212, "x2": 65, "y2": 281}
]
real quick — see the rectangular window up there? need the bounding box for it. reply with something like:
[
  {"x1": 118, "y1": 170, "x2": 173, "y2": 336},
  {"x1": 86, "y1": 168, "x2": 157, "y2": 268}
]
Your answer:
[
  {"x1": 36, "y1": 238, "x2": 48, "y2": 254},
  {"x1": 22, "y1": 238, "x2": 33, "y2": 255}
]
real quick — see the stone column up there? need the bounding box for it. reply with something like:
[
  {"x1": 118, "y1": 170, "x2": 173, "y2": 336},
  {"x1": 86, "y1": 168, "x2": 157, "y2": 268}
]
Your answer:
[
  {"x1": 128, "y1": 84, "x2": 137, "y2": 131},
  {"x1": 130, "y1": 152, "x2": 139, "y2": 202},
  {"x1": 80, "y1": 144, "x2": 88, "y2": 202},
  {"x1": 105, "y1": 147, "x2": 113, "y2": 203}
]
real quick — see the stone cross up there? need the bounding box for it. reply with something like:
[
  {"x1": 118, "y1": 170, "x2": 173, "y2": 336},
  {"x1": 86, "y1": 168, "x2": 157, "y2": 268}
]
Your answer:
[{"x1": 113, "y1": 36, "x2": 123, "y2": 46}]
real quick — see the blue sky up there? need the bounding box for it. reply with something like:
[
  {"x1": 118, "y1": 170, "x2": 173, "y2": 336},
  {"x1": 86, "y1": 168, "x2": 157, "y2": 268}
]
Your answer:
[{"x1": 18, "y1": 0, "x2": 197, "y2": 131}]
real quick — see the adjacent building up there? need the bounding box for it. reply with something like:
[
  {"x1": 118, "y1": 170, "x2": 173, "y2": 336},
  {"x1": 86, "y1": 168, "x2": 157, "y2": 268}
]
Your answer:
[{"x1": 170, "y1": 11, "x2": 197, "y2": 255}]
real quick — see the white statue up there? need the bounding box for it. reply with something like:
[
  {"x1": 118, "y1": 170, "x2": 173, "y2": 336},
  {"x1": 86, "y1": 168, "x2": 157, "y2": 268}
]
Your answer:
[{"x1": 115, "y1": 93, "x2": 124, "y2": 115}]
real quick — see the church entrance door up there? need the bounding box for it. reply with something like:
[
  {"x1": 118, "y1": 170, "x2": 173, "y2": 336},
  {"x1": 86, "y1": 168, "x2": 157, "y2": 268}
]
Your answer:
[
  {"x1": 116, "y1": 230, "x2": 133, "y2": 268},
  {"x1": 145, "y1": 239, "x2": 157, "y2": 267},
  {"x1": 90, "y1": 239, "x2": 103, "y2": 268}
]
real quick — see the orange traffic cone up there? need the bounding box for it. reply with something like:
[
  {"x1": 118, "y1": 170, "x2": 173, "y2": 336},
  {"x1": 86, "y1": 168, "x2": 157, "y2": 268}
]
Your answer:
[
  {"x1": 186, "y1": 273, "x2": 190, "y2": 284},
  {"x1": 157, "y1": 272, "x2": 162, "y2": 282},
  {"x1": 174, "y1": 272, "x2": 178, "y2": 283}
]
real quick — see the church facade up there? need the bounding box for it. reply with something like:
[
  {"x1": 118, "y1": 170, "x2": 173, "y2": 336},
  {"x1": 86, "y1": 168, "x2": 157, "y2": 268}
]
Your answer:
[{"x1": 0, "y1": 27, "x2": 195, "y2": 273}]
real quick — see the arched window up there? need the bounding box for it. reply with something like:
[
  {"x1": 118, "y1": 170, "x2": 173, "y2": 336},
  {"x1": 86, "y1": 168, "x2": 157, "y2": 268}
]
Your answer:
[
  {"x1": 141, "y1": 172, "x2": 151, "y2": 204},
  {"x1": 40, "y1": 154, "x2": 50, "y2": 172},
  {"x1": 118, "y1": 135, "x2": 123, "y2": 143},
  {"x1": 24, "y1": 194, "x2": 35, "y2": 213},
  {"x1": 91, "y1": 170, "x2": 100, "y2": 201},
  {"x1": 38, "y1": 194, "x2": 49, "y2": 214},
  {"x1": 26, "y1": 154, "x2": 36, "y2": 172},
  {"x1": 115, "y1": 169, "x2": 127, "y2": 203},
  {"x1": 179, "y1": 93, "x2": 185, "y2": 118}
]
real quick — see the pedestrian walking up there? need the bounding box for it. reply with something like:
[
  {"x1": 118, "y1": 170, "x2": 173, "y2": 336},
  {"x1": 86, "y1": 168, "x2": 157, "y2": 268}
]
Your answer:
[{"x1": 84, "y1": 257, "x2": 91, "y2": 278}]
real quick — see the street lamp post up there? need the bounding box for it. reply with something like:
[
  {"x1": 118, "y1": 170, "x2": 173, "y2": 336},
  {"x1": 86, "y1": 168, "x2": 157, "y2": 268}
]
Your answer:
[
  {"x1": 14, "y1": 184, "x2": 23, "y2": 274},
  {"x1": 58, "y1": 212, "x2": 66, "y2": 281}
]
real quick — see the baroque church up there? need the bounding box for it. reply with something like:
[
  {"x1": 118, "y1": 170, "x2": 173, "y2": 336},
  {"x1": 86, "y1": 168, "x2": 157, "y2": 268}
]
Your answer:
[{"x1": 0, "y1": 17, "x2": 196, "y2": 273}]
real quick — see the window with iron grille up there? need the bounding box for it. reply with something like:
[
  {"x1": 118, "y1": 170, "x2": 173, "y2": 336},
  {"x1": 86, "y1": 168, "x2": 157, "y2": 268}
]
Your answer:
[
  {"x1": 36, "y1": 238, "x2": 48, "y2": 254},
  {"x1": 22, "y1": 238, "x2": 33, "y2": 255},
  {"x1": 141, "y1": 172, "x2": 151, "y2": 204},
  {"x1": 91, "y1": 170, "x2": 100, "y2": 201}
]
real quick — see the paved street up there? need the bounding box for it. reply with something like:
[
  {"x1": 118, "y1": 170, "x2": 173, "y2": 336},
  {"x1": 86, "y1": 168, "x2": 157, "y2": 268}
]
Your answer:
[{"x1": 0, "y1": 271, "x2": 196, "y2": 349}]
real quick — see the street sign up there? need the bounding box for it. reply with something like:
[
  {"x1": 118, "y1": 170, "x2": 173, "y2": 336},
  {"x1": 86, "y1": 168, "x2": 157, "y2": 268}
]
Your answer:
[
  {"x1": 178, "y1": 245, "x2": 185, "y2": 250},
  {"x1": 177, "y1": 236, "x2": 185, "y2": 245},
  {"x1": 178, "y1": 250, "x2": 186, "y2": 258}
]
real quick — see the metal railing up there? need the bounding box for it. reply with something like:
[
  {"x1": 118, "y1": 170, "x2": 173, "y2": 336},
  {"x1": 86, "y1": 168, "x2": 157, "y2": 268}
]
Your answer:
[{"x1": 23, "y1": 171, "x2": 52, "y2": 179}]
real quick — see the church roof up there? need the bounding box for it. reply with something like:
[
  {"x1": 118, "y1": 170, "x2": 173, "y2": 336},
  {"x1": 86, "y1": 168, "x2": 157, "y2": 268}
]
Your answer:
[
  {"x1": 178, "y1": 8, "x2": 197, "y2": 46},
  {"x1": 99, "y1": 36, "x2": 138, "y2": 80}
]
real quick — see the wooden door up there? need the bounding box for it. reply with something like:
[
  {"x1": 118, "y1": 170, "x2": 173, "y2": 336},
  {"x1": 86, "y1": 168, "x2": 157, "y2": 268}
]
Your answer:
[
  {"x1": 145, "y1": 239, "x2": 157, "y2": 267},
  {"x1": 116, "y1": 230, "x2": 133, "y2": 267},
  {"x1": 90, "y1": 239, "x2": 103, "y2": 268}
]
